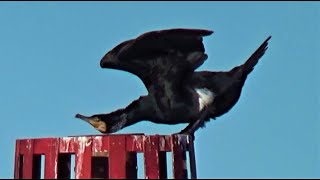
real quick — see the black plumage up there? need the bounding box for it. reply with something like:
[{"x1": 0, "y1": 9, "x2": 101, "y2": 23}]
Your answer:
[{"x1": 75, "y1": 28, "x2": 271, "y2": 137}]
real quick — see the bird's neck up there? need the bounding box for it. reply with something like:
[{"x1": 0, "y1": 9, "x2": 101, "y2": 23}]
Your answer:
[
  {"x1": 97, "y1": 109, "x2": 129, "y2": 133},
  {"x1": 99, "y1": 96, "x2": 152, "y2": 133}
]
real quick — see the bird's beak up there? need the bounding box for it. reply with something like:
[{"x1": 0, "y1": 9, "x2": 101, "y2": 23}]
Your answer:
[{"x1": 75, "y1": 114, "x2": 107, "y2": 132}]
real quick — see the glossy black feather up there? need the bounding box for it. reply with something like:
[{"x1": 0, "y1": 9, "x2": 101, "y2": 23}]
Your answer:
[{"x1": 100, "y1": 28, "x2": 213, "y2": 92}]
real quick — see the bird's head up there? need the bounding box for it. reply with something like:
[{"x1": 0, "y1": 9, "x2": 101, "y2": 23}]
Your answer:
[
  {"x1": 75, "y1": 113, "x2": 127, "y2": 134},
  {"x1": 75, "y1": 114, "x2": 108, "y2": 133}
]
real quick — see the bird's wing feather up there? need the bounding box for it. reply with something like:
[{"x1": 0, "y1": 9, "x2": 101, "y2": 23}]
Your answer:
[
  {"x1": 116, "y1": 28, "x2": 213, "y2": 60},
  {"x1": 100, "y1": 28, "x2": 213, "y2": 93}
]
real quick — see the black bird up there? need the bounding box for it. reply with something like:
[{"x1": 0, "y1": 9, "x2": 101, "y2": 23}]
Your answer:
[{"x1": 75, "y1": 28, "x2": 271, "y2": 138}]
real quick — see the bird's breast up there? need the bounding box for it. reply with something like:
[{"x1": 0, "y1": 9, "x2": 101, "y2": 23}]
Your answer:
[{"x1": 195, "y1": 88, "x2": 215, "y2": 111}]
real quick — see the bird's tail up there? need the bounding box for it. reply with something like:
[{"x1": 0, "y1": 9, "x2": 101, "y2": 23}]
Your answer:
[{"x1": 233, "y1": 36, "x2": 271, "y2": 78}]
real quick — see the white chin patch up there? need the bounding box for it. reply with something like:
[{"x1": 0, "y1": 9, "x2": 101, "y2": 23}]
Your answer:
[{"x1": 195, "y1": 88, "x2": 214, "y2": 111}]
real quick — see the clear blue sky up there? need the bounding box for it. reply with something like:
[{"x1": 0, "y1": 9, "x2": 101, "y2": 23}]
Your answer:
[{"x1": 0, "y1": 2, "x2": 319, "y2": 178}]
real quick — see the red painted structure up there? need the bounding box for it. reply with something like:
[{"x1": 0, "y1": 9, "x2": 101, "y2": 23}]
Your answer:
[{"x1": 14, "y1": 134, "x2": 197, "y2": 179}]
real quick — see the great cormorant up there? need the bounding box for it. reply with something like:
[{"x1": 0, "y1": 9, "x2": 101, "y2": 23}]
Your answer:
[{"x1": 75, "y1": 28, "x2": 271, "y2": 138}]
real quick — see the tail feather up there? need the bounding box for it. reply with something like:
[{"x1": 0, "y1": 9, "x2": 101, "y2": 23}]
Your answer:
[
  {"x1": 241, "y1": 36, "x2": 271, "y2": 75},
  {"x1": 231, "y1": 36, "x2": 271, "y2": 80}
]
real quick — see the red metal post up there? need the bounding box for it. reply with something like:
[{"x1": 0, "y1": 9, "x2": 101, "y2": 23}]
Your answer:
[
  {"x1": 171, "y1": 135, "x2": 188, "y2": 179},
  {"x1": 91, "y1": 135, "x2": 109, "y2": 179},
  {"x1": 21, "y1": 139, "x2": 34, "y2": 179},
  {"x1": 14, "y1": 139, "x2": 21, "y2": 179},
  {"x1": 44, "y1": 138, "x2": 59, "y2": 179},
  {"x1": 143, "y1": 135, "x2": 161, "y2": 179},
  {"x1": 14, "y1": 134, "x2": 197, "y2": 179},
  {"x1": 109, "y1": 135, "x2": 127, "y2": 179},
  {"x1": 75, "y1": 137, "x2": 92, "y2": 179},
  {"x1": 187, "y1": 136, "x2": 197, "y2": 179}
]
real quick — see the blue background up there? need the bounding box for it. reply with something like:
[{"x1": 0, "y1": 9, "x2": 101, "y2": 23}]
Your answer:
[{"x1": 0, "y1": 2, "x2": 319, "y2": 178}]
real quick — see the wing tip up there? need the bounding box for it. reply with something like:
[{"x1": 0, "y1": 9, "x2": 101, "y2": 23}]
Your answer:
[
  {"x1": 264, "y1": 35, "x2": 272, "y2": 45},
  {"x1": 259, "y1": 35, "x2": 272, "y2": 51},
  {"x1": 139, "y1": 28, "x2": 214, "y2": 38}
]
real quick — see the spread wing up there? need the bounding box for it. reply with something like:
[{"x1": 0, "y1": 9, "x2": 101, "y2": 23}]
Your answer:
[{"x1": 100, "y1": 28, "x2": 213, "y2": 94}]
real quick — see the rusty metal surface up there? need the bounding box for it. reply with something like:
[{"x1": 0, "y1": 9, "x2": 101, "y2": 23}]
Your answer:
[{"x1": 14, "y1": 134, "x2": 197, "y2": 179}]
